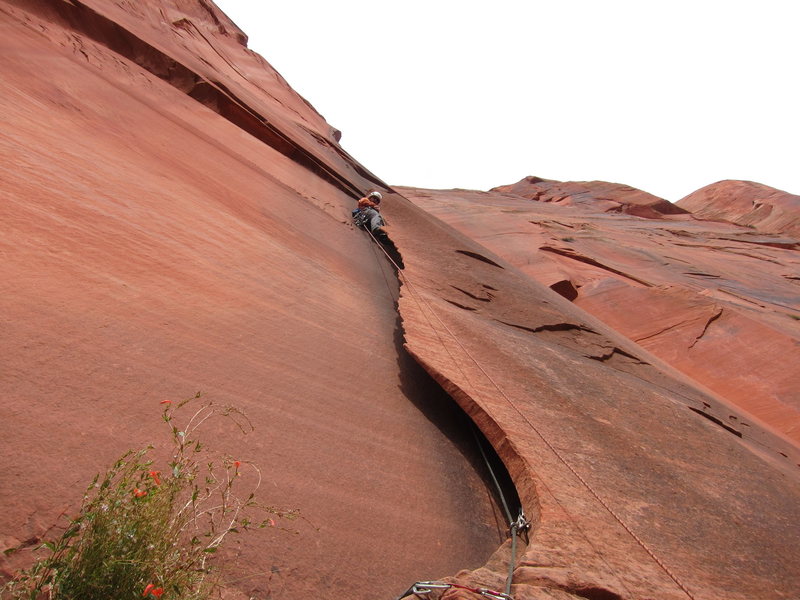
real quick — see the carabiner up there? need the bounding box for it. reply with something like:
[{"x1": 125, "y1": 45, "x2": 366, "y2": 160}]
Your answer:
[{"x1": 412, "y1": 581, "x2": 452, "y2": 595}]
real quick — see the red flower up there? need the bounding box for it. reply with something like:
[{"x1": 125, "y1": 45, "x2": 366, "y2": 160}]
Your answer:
[
  {"x1": 160, "y1": 400, "x2": 172, "y2": 405},
  {"x1": 149, "y1": 470, "x2": 161, "y2": 485},
  {"x1": 133, "y1": 488, "x2": 147, "y2": 498},
  {"x1": 267, "y1": 518, "x2": 275, "y2": 527},
  {"x1": 143, "y1": 584, "x2": 164, "y2": 597},
  {"x1": 234, "y1": 460, "x2": 241, "y2": 469}
]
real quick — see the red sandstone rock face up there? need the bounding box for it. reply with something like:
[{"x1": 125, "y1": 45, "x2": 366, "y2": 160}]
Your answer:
[
  {"x1": 677, "y1": 179, "x2": 800, "y2": 238},
  {"x1": 0, "y1": 2, "x2": 501, "y2": 597},
  {"x1": 493, "y1": 176, "x2": 688, "y2": 219},
  {"x1": 400, "y1": 186, "x2": 800, "y2": 448},
  {"x1": 389, "y1": 188, "x2": 800, "y2": 599},
  {"x1": 2, "y1": 2, "x2": 800, "y2": 600}
]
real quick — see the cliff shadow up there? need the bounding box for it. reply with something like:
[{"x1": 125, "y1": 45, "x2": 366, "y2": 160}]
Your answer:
[{"x1": 392, "y1": 314, "x2": 521, "y2": 545}]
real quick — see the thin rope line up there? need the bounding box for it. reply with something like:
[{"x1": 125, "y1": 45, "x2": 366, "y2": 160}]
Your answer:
[
  {"x1": 507, "y1": 526, "x2": 518, "y2": 597},
  {"x1": 396, "y1": 269, "x2": 638, "y2": 599},
  {"x1": 361, "y1": 227, "x2": 694, "y2": 600},
  {"x1": 365, "y1": 226, "x2": 526, "y2": 597},
  {"x1": 416, "y1": 297, "x2": 695, "y2": 600},
  {"x1": 470, "y1": 423, "x2": 513, "y2": 526},
  {"x1": 363, "y1": 227, "x2": 482, "y2": 398},
  {"x1": 365, "y1": 228, "x2": 396, "y2": 300},
  {"x1": 363, "y1": 227, "x2": 634, "y2": 597}
]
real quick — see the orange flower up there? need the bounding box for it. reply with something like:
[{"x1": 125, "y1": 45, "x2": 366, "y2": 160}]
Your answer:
[
  {"x1": 234, "y1": 460, "x2": 241, "y2": 469},
  {"x1": 143, "y1": 584, "x2": 164, "y2": 598},
  {"x1": 149, "y1": 470, "x2": 161, "y2": 485},
  {"x1": 160, "y1": 400, "x2": 172, "y2": 405},
  {"x1": 133, "y1": 488, "x2": 147, "y2": 498}
]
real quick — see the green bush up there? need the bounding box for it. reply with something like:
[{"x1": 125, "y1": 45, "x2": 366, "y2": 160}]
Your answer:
[{"x1": 2, "y1": 395, "x2": 288, "y2": 600}]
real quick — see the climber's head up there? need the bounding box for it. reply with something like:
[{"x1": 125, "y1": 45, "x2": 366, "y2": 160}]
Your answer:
[{"x1": 368, "y1": 191, "x2": 382, "y2": 204}]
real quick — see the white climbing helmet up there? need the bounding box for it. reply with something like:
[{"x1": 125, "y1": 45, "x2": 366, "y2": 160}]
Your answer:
[{"x1": 368, "y1": 191, "x2": 382, "y2": 203}]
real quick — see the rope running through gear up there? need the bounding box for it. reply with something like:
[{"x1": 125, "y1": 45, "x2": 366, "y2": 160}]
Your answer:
[
  {"x1": 470, "y1": 423, "x2": 531, "y2": 597},
  {"x1": 362, "y1": 226, "x2": 696, "y2": 600},
  {"x1": 364, "y1": 227, "x2": 524, "y2": 599}
]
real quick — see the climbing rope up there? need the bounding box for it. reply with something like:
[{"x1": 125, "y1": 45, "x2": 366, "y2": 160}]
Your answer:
[
  {"x1": 365, "y1": 225, "x2": 397, "y2": 300},
  {"x1": 362, "y1": 225, "x2": 696, "y2": 600},
  {"x1": 470, "y1": 424, "x2": 514, "y2": 525},
  {"x1": 470, "y1": 423, "x2": 531, "y2": 596},
  {"x1": 364, "y1": 226, "x2": 525, "y2": 599}
]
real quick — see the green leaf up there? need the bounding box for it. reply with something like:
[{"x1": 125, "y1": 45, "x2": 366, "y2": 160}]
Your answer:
[{"x1": 62, "y1": 525, "x2": 80, "y2": 539}]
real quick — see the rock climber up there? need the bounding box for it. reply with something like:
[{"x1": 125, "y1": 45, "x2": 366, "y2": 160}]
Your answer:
[{"x1": 354, "y1": 190, "x2": 388, "y2": 242}]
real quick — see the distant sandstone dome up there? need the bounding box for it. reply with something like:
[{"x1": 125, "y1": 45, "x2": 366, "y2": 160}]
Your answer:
[
  {"x1": 399, "y1": 178, "x2": 800, "y2": 447},
  {"x1": 493, "y1": 176, "x2": 800, "y2": 240},
  {"x1": 677, "y1": 179, "x2": 800, "y2": 238},
  {"x1": 492, "y1": 176, "x2": 689, "y2": 219}
]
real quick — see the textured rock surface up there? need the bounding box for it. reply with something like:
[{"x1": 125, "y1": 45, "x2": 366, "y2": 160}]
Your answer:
[
  {"x1": 401, "y1": 186, "x2": 800, "y2": 447},
  {"x1": 492, "y1": 176, "x2": 687, "y2": 219},
  {"x1": 0, "y1": 2, "x2": 504, "y2": 597},
  {"x1": 389, "y1": 189, "x2": 800, "y2": 599},
  {"x1": 677, "y1": 179, "x2": 800, "y2": 238},
  {"x1": 2, "y1": 2, "x2": 800, "y2": 600}
]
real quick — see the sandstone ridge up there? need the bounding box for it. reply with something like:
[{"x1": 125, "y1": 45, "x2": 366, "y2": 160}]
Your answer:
[
  {"x1": 492, "y1": 176, "x2": 688, "y2": 219},
  {"x1": 677, "y1": 179, "x2": 800, "y2": 238},
  {"x1": 0, "y1": 1, "x2": 502, "y2": 596}
]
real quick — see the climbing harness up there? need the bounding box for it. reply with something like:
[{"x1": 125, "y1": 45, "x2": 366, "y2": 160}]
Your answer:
[
  {"x1": 361, "y1": 215, "x2": 696, "y2": 600},
  {"x1": 352, "y1": 208, "x2": 368, "y2": 229}
]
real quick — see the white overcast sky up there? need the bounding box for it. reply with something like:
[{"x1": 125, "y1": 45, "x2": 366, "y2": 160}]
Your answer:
[{"x1": 213, "y1": 0, "x2": 799, "y2": 201}]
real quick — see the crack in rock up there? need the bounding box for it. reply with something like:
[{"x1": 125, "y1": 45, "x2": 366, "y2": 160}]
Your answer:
[
  {"x1": 539, "y1": 246, "x2": 652, "y2": 287},
  {"x1": 451, "y1": 285, "x2": 493, "y2": 302},
  {"x1": 688, "y1": 307, "x2": 723, "y2": 348},
  {"x1": 455, "y1": 249, "x2": 505, "y2": 269},
  {"x1": 585, "y1": 346, "x2": 647, "y2": 364},
  {"x1": 497, "y1": 320, "x2": 598, "y2": 335}
]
